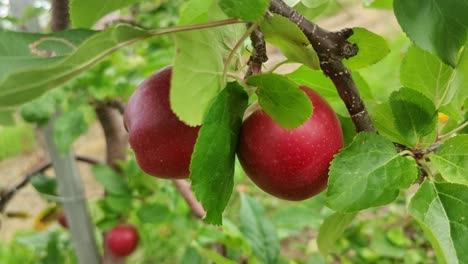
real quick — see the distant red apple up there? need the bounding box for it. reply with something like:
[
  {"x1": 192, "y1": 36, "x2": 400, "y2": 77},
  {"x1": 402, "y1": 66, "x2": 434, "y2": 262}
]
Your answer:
[
  {"x1": 237, "y1": 86, "x2": 343, "y2": 200},
  {"x1": 124, "y1": 66, "x2": 200, "y2": 179},
  {"x1": 105, "y1": 224, "x2": 139, "y2": 257},
  {"x1": 57, "y1": 210, "x2": 68, "y2": 228}
]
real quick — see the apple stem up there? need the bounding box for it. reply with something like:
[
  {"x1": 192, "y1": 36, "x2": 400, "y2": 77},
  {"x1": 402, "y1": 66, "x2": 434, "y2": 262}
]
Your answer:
[
  {"x1": 269, "y1": 0, "x2": 376, "y2": 133},
  {"x1": 172, "y1": 180, "x2": 206, "y2": 219}
]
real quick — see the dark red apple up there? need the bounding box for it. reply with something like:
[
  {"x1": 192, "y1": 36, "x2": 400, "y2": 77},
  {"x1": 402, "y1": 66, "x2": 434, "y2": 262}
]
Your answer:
[
  {"x1": 105, "y1": 224, "x2": 139, "y2": 257},
  {"x1": 57, "y1": 210, "x2": 68, "y2": 228},
  {"x1": 124, "y1": 66, "x2": 200, "y2": 179},
  {"x1": 237, "y1": 86, "x2": 343, "y2": 201}
]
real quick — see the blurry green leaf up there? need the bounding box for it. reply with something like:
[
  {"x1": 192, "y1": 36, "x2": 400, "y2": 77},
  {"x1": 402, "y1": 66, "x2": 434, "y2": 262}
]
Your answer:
[
  {"x1": 96, "y1": 217, "x2": 120, "y2": 231},
  {"x1": 248, "y1": 73, "x2": 312, "y2": 128},
  {"x1": 105, "y1": 195, "x2": 132, "y2": 213},
  {"x1": 294, "y1": 1, "x2": 329, "y2": 20},
  {"x1": 363, "y1": 0, "x2": 393, "y2": 9},
  {"x1": 193, "y1": 242, "x2": 238, "y2": 264},
  {"x1": 408, "y1": 181, "x2": 468, "y2": 264},
  {"x1": 386, "y1": 228, "x2": 412, "y2": 247},
  {"x1": 240, "y1": 194, "x2": 279, "y2": 264},
  {"x1": 20, "y1": 91, "x2": 62, "y2": 125},
  {"x1": 190, "y1": 82, "x2": 248, "y2": 225},
  {"x1": 0, "y1": 110, "x2": 15, "y2": 126},
  {"x1": 181, "y1": 246, "x2": 203, "y2": 264},
  {"x1": 389, "y1": 88, "x2": 437, "y2": 146},
  {"x1": 345, "y1": 27, "x2": 390, "y2": 70},
  {"x1": 53, "y1": 110, "x2": 88, "y2": 154},
  {"x1": 172, "y1": 0, "x2": 240, "y2": 126},
  {"x1": 283, "y1": 0, "x2": 301, "y2": 6},
  {"x1": 30, "y1": 174, "x2": 57, "y2": 196},
  {"x1": 394, "y1": 0, "x2": 467, "y2": 67},
  {"x1": 92, "y1": 165, "x2": 130, "y2": 195},
  {"x1": 70, "y1": 0, "x2": 144, "y2": 28},
  {"x1": 327, "y1": 132, "x2": 419, "y2": 212},
  {"x1": 42, "y1": 231, "x2": 63, "y2": 264},
  {"x1": 261, "y1": 15, "x2": 319, "y2": 70},
  {"x1": 370, "y1": 102, "x2": 412, "y2": 146},
  {"x1": 218, "y1": 0, "x2": 269, "y2": 22},
  {"x1": 137, "y1": 203, "x2": 170, "y2": 224},
  {"x1": 449, "y1": 40, "x2": 468, "y2": 110},
  {"x1": 430, "y1": 135, "x2": 468, "y2": 186},
  {"x1": 317, "y1": 212, "x2": 357, "y2": 256},
  {"x1": 301, "y1": 0, "x2": 329, "y2": 8},
  {"x1": 338, "y1": 115, "x2": 357, "y2": 147},
  {"x1": 401, "y1": 45, "x2": 456, "y2": 108}
]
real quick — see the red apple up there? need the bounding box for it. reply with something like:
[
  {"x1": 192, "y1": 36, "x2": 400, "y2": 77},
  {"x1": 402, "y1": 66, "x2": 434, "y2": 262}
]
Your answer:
[
  {"x1": 57, "y1": 210, "x2": 68, "y2": 228},
  {"x1": 237, "y1": 86, "x2": 343, "y2": 200},
  {"x1": 105, "y1": 224, "x2": 139, "y2": 257},
  {"x1": 124, "y1": 66, "x2": 200, "y2": 179}
]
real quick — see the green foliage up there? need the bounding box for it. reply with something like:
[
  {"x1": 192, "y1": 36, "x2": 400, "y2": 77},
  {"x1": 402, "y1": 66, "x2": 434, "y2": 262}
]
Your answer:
[
  {"x1": 53, "y1": 110, "x2": 88, "y2": 154},
  {"x1": 190, "y1": 82, "x2": 248, "y2": 224},
  {"x1": 0, "y1": 122, "x2": 36, "y2": 160},
  {"x1": 393, "y1": 0, "x2": 468, "y2": 67},
  {"x1": 30, "y1": 174, "x2": 57, "y2": 197},
  {"x1": 137, "y1": 203, "x2": 170, "y2": 224},
  {"x1": 92, "y1": 165, "x2": 131, "y2": 195},
  {"x1": 430, "y1": 135, "x2": 468, "y2": 186},
  {"x1": 248, "y1": 73, "x2": 313, "y2": 128},
  {"x1": 218, "y1": 0, "x2": 270, "y2": 22},
  {"x1": 260, "y1": 14, "x2": 320, "y2": 69},
  {"x1": 327, "y1": 132, "x2": 418, "y2": 212},
  {"x1": 20, "y1": 90, "x2": 62, "y2": 125},
  {"x1": 240, "y1": 194, "x2": 280, "y2": 264},
  {"x1": 317, "y1": 212, "x2": 357, "y2": 255},
  {"x1": 345, "y1": 27, "x2": 390, "y2": 70},
  {"x1": 409, "y1": 181, "x2": 468, "y2": 264}
]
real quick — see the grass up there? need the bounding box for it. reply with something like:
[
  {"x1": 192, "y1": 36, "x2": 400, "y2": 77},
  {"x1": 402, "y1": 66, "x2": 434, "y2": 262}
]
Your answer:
[{"x1": 0, "y1": 123, "x2": 37, "y2": 161}]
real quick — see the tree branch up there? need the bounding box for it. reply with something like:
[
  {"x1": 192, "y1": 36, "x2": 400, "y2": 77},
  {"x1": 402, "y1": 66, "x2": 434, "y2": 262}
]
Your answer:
[
  {"x1": 245, "y1": 24, "x2": 268, "y2": 78},
  {"x1": 172, "y1": 180, "x2": 206, "y2": 219},
  {"x1": 269, "y1": 0, "x2": 375, "y2": 133},
  {"x1": 50, "y1": 0, "x2": 70, "y2": 32}
]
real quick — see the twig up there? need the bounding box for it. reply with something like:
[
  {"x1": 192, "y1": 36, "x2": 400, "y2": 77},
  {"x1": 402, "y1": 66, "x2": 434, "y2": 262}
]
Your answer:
[
  {"x1": 0, "y1": 155, "x2": 101, "y2": 213},
  {"x1": 269, "y1": 0, "x2": 375, "y2": 133},
  {"x1": 245, "y1": 24, "x2": 268, "y2": 78},
  {"x1": 172, "y1": 180, "x2": 206, "y2": 219}
]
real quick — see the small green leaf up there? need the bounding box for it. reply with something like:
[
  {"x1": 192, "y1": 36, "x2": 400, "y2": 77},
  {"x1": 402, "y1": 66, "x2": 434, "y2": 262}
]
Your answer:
[
  {"x1": 363, "y1": 0, "x2": 393, "y2": 10},
  {"x1": 370, "y1": 102, "x2": 413, "y2": 146},
  {"x1": 345, "y1": 27, "x2": 390, "y2": 70},
  {"x1": 394, "y1": 0, "x2": 468, "y2": 67},
  {"x1": 430, "y1": 135, "x2": 468, "y2": 186},
  {"x1": 240, "y1": 194, "x2": 280, "y2": 264},
  {"x1": 30, "y1": 174, "x2": 57, "y2": 196},
  {"x1": 92, "y1": 165, "x2": 130, "y2": 195},
  {"x1": 408, "y1": 181, "x2": 468, "y2": 264},
  {"x1": 53, "y1": 110, "x2": 88, "y2": 154},
  {"x1": 401, "y1": 45, "x2": 455, "y2": 108},
  {"x1": 137, "y1": 203, "x2": 170, "y2": 224},
  {"x1": 192, "y1": 242, "x2": 238, "y2": 264},
  {"x1": 105, "y1": 195, "x2": 132, "y2": 213},
  {"x1": 317, "y1": 212, "x2": 357, "y2": 256},
  {"x1": 70, "y1": 0, "x2": 143, "y2": 28},
  {"x1": 190, "y1": 82, "x2": 248, "y2": 225},
  {"x1": 181, "y1": 246, "x2": 203, "y2": 264},
  {"x1": 260, "y1": 15, "x2": 320, "y2": 70},
  {"x1": 327, "y1": 132, "x2": 418, "y2": 212},
  {"x1": 389, "y1": 88, "x2": 438, "y2": 146},
  {"x1": 248, "y1": 73, "x2": 313, "y2": 128},
  {"x1": 20, "y1": 90, "x2": 62, "y2": 125},
  {"x1": 218, "y1": 0, "x2": 270, "y2": 22}
]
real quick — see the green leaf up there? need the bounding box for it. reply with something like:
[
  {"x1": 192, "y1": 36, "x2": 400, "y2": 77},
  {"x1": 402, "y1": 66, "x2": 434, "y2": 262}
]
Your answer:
[
  {"x1": 30, "y1": 174, "x2": 57, "y2": 196},
  {"x1": 181, "y1": 246, "x2": 203, "y2": 264},
  {"x1": 430, "y1": 135, "x2": 468, "y2": 186},
  {"x1": 394, "y1": 0, "x2": 468, "y2": 67},
  {"x1": 171, "y1": 0, "x2": 240, "y2": 126},
  {"x1": 370, "y1": 102, "x2": 412, "y2": 146},
  {"x1": 105, "y1": 195, "x2": 132, "y2": 213},
  {"x1": 0, "y1": 24, "x2": 151, "y2": 109},
  {"x1": 247, "y1": 73, "x2": 313, "y2": 128},
  {"x1": 218, "y1": 0, "x2": 270, "y2": 22},
  {"x1": 260, "y1": 14, "x2": 320, "y2": 70},
  {"x1": 70, "y1": 0, "x2": 144, "y2": 28},
  {"x1": 53, "y1": 110, "x2": 88, "y2": 154},
  {"x1": 301, "y1": 0, "x2": 329, "y2": 8},
  {"x1": 344, "y1": 27, "x2": 390, "y2": 70},
  {"x1": 136, "y1": 203, "x2": 170, "y2": 224},
  {"x1": 363, "y1": 0, "x2": 393, "y2": 10},
  {"x1": 92, "y1": 165, "x2": 130, "y2": 195},
  {"x1": 317, "y1": 212, "x2": 357, "y2": 256},
  {"x1": 192, "y1": 242, "x2": 238, "y2": 264},
  {"x1": 20, "y1": 90, "x2": 62, "y2": 125},
  {"x1": 190, "y1": 82, "x2": 248, "y2": 225},
  {"x1": 327, "y1": 132, "x2": 419, "y2": 212},
  {"x1": 401, "y1": 45, "x2": 456, "y2": 108},
  {"x1": 389, "y1": 88, "x2": 438, "y2": 146},
  {"x1": 408, "y1": 181, "x2": 468, "y2": 264},
  {"x1": 240, "y1": 194, "x2": 280, "y2": 264},
  {"x1": 0, "y1": 110, "x2": 15, "y2": 126}
]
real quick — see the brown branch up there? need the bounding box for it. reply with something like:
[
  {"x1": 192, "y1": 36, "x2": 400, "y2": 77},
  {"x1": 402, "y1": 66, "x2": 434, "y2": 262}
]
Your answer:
[
  {"x1": 245, "y1": 24, "x2": 268, "y2": 78},
  {"x1": 172, "y1": 180, "x2": 206, "y2": 219},
  {"x1": 50, "y1": 0, "x2": 70, "y2": 32},
  {"x1": 269, "y1": 0, "x2": 375, "y2": 133},
  {"x1": 0, "y1": 155, "x2": 101, "y2": 213}
]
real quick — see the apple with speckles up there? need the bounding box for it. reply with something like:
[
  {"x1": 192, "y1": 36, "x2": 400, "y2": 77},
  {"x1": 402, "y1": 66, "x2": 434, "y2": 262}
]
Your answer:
[
  {"x1": 124, "y1": 66, "x2": 200, "y2": 179},
  {"x1": 237, "y1": 86, "x2": 343, "y2": 201}
]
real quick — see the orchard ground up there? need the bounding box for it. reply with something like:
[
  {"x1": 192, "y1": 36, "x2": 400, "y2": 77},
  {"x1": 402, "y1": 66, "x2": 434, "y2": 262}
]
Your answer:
[{"x1": 1, "y1": 4, "x2": 399, "y2": 242}]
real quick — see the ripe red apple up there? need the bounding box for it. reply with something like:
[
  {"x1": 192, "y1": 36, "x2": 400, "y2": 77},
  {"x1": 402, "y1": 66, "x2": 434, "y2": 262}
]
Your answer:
[
  {"x1": 57, "y1": 210, "x2": 68, "y2": 228},
  {"x1": 237, "y1": 86, "x2": 343, "y2": 201},
  {"x1": 124, "y1": 66, "x2": 200, "y2": 179},
  {"x1": 105, "y1": 224, "x2": 139, "y2": 257}
]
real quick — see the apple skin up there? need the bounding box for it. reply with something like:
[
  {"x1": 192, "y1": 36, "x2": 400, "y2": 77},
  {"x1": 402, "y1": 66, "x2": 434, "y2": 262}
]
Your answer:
[
  {"x1": 57, "y1": 210, "x2": 68, "y2": 228},
  {"x1": 105, "y1": 224, "x2": 139, "y2": 257},
  {"x1": 237, "y1": 86, "x2": 343, "y2": 201},
  {"x1": 124, "y1": 66, "x2": 200, "y2": 179}
]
